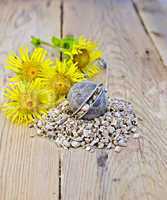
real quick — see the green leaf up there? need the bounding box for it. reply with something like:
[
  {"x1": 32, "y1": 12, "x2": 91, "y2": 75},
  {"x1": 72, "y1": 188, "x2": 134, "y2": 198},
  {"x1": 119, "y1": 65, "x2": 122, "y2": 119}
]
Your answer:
[
  {"x1": 62, "y1": 41, "x2": 70, "y2": 49},
  {"x1": 31, "y1": 36, "x2": 41, "y2": 47},
  {"x1": 61, "y1": 35, "x2": 77, "y2": 50},
  {"x1": 64, "y1": 35, "x2": 75, "y2": 40},
  {"x1": 51, "y1": 36, "x2": 61, "y2": 47}
]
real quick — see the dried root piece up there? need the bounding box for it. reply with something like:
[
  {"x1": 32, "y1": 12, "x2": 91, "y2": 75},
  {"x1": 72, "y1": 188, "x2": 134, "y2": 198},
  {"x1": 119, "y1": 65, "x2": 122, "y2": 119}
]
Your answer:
[{"x1": 33, "y1": 97, "x2": 139, "y2": 153}]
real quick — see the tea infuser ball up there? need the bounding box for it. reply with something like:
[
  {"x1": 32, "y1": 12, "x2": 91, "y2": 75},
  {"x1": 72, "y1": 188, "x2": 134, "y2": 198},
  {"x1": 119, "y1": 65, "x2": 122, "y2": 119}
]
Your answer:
[{"x1": 67, "y1": 80, "x2": 108, "y2": 120}]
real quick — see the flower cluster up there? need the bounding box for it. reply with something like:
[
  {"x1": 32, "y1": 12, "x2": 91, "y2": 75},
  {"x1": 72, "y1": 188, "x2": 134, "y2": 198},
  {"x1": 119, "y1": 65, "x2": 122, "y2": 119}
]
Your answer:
[{"x1": 2, "y1": 35, "x2": 103, "y2": 125}]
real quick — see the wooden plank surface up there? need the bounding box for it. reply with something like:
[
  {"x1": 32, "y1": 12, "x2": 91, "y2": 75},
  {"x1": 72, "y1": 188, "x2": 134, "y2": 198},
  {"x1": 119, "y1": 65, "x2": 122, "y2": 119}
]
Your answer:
[
  {"x1": 133, "y1": 0, "x2": 167, "y2": 66},
  {"x1": 0, "y1": 0, "x2": 61, "y2": 199},
  {"x1": 1, "y1": 0, "x2": 167, "y2": 200},
  {"x1": 62, "y1": 0, "x2": 167, "y2": 200}
]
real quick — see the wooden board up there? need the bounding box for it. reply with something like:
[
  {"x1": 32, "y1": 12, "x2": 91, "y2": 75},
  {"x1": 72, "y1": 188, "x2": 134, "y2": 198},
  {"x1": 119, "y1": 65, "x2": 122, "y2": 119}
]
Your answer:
[
  {"x1": 133, "y1": 0, "x2": 167, "y2": 66},
  {"x1": 1, "y1": 0, "x2": 167, "y2": 199},
  {"x1": 0, "y1": 0, "x2": 61, "y2": 199},
  {"x1": 62, "y1": 0, "x2": 167, "y2": 199}
]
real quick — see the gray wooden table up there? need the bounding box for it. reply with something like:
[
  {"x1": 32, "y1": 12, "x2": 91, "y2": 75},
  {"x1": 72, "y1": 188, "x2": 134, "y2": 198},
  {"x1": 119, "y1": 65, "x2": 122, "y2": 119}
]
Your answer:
[{"x1": 0, "y1": 0, "x2": 167, "y2": 199}]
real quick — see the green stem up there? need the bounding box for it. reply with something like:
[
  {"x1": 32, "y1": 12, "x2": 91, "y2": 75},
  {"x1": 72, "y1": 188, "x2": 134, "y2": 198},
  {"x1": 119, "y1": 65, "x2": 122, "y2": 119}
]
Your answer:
[{"x1": 40, "y1": 41, "x2": 55, "y2": 48}]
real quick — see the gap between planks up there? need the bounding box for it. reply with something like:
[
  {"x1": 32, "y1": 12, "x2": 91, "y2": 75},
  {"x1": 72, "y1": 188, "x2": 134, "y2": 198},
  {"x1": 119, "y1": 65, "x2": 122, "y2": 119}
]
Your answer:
[
  {"x1": 131, "y1": 0, "x2": 167, "y2": 67},
  {"x1": 59, "y1": 0, "x2": 64, "y2": 199}
]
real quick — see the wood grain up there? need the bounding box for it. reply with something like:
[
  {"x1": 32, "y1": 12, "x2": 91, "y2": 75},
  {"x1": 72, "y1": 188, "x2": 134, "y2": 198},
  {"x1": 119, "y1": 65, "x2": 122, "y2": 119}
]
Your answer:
[
  {"x1": 1, "y1": 0, "x2": 167, "y2": 199},
  {"x1": 62, "y1": 0, "x2": 167, "y2": 199},
  {"x1": 0, "y1": 0, "x2": 61, "y2": 199},
  {"x1": 133, "y1": 0, "x2": 167, "y2": 66}
]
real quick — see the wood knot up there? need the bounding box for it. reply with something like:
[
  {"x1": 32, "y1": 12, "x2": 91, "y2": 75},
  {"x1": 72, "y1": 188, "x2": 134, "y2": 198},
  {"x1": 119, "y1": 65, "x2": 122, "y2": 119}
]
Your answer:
[{"x1": 97, "y1": 152, "x2": 108, "y2": 168}]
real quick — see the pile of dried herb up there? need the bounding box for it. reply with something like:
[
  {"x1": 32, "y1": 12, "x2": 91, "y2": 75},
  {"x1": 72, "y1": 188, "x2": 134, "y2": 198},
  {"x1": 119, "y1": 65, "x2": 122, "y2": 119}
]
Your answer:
[{"x1": 33, "y1": 97, "x2": 139, "y2": 153}]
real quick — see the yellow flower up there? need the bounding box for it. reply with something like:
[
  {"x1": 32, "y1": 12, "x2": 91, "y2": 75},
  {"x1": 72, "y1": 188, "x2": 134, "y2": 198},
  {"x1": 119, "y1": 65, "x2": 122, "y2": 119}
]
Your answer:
[
  {"x1": 6, "y1": 47, "x2": 53, "y2": 82},
  {"x1": 65, "y1": 36, "x2": 102, "y2": 78},
  {"x1": 42, "y1": 59, "x2": 85, "y2": 97},
  {"x1": 2, "y1": 80, "x2": 53, "y2": 125}
]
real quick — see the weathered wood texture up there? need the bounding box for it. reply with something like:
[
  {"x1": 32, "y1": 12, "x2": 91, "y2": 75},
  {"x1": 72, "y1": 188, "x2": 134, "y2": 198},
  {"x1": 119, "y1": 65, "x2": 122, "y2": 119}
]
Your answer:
[
  {"x1": 133, "y1": 0, "x2": 167, "y2": 66},
  {"x1": 0, "y1": 0, "x2": 61, "y2": 199},
  {"x1": 62, "y1": 0, "x2": 167, "y2": 200},
  {"x1": 1, "y1": 0, "x2": 167, "y2": 200}
]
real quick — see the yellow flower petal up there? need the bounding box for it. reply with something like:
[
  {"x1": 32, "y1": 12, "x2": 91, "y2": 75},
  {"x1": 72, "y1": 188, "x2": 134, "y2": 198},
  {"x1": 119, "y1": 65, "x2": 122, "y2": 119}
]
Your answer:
[
  {"x1": 2, "y1": 80, "x2": 54, "y2": 125},
  {"x1": 64, "y1": 36, "x2": 103, "y2": 78},
  {"x1": 41, "y1": 59, "x2": 85, "y2": 97},
  {"x1": 5, "y1": 47, "x2": 53, "y2": 82}
]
